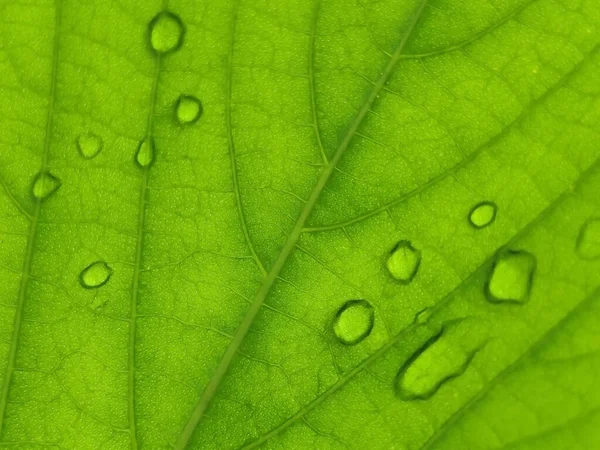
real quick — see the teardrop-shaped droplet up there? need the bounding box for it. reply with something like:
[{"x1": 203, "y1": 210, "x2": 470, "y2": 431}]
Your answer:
[
  {"x1": 576, "y1": 218, "x2": 600, "y2": 260},
  {"x1": 77, "y1": 132, "x2": 103, "y2": 159},
  {"x1": 135, "y1": 137, "x2": 155, "y2": 168},
  {"x1": 468, "y1": 201, "x2": 497, "y2": 229},
  {"x1": 148, "y1": 11, "x2": 185, "y2": 54},
  {"x1": 175, "y1": 95, "x2": 203, "y2": 125},
  {"x1": 386, "y1": 240, "x2": 422, "y2": 284},
  {"x1": 79, "y1": 261, "x2": 113, "y2": 289},
  {"x1": 333, "y1": 300, "x2": 374, "y2": 345},
  {"x1": 32, "y1": 171, "x2": 61, "y2": 200},
  {"x1": 485, "y1": 249, "x2": 536, "y2": 303}
]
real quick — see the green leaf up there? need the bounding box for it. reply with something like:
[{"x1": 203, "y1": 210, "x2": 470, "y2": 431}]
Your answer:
[{"x1": 1, "y1": 0, "x2": 599, "y2": 449}]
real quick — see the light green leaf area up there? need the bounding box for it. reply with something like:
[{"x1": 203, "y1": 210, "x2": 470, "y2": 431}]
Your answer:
[{"x1": 0, "y1": 0, "x2": 599, "y2": 449}]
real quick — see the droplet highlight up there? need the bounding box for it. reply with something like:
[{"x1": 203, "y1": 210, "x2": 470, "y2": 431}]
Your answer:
[
  {"x1": 32, "y1": 171, "x2": 61, "y2": 200},
  {"x1": 333, "y1": 300, "x2": 374, "y2": 345},
  {"x1": 468, "y1": 201, "x2": 497, "y2": 229},
  {"x1": 77, "y1": 132, "x2": 103, "y2": 159},
  {"x1": 175, "y1": 95, "x2": 203, "y2": 125},
  {"x1": 79, "y1": 261, "x2": 113, "y2": 289},
  {"x1": 386, "y1": 240, "x2": 422, "y2": 284},
  {"x1": 148, "y1": 11, "x2": 185, "y2": 54},
  {"x1": 135, "y1": 137, "x2": 155, "y2": 168},
  {"x1": 576, "y1": 218, "x2": 600, "y2": 260},
  {"x1": 485, "y1": 249, "x2": 536, "y2": 304}
]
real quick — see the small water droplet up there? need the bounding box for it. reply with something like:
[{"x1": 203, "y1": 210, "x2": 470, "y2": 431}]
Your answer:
[
  {"x1": 175, "y1": 95, "x2": 203, "y2": 125},
  {"x1": 413, "y1": 307, "x2": 433, "y2": 325},
  {"x1": 576, "y1": 218, "x2": 600, "y2": 260},
  {"x1": 135, "y1": 137, "x2": 155, "y2": 168},
  {"x1": 148, "y1": 11, "x2": 185, "y2": 54},
  {"x1": 333, "y1": 300, "x2": 374, "y2": 345},
  {"x1": 386, "y1": 240, "x2": 422, "y2": 284},
  {"x1": 77, "y1": 132, "x2": 103, "y2": 159},
  {"x1": 32, "y1": 171, "x2": 61, "y2": 200},
  {"x1": 79, "y1": 261, "x2": 113, "y2": 289},
  {"x1": 468, "y1": 201, "x2": 497, "y2": 229},
  {"x1": 485, "y1": 249, "x2": 536, "y2": 303}
]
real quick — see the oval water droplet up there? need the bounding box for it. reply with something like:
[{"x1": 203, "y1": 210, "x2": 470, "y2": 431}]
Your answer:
[
  {"x1": 148, "y1": 11, "x2": 185, "y2": 54},
  {"x1": 77, "y1": 132, "x2": 103, "y2": 159},
  {"x1": 576, "y1": 218, "x2": 600, "y2": 260},
  {"x1": 32, "y1": 171, "x2": 61, "y2": 200},
  {"x1": 79, "y1": 261, "x2": 113, "y2": 289},
  {"x1": 333, "y1": 300, "x2": 374, "y2": 345},
  {"x1": 413, "y1": 307, "x2": 433, "y2": 325},
  {"x1": 135, "y1": 137, "x2": 155, "y2": 168},
  {"x1": 175, "y1": 95, "x2": 203, "y2": 125},
  {"x1": 485, "y1": 249, "x2": 536, "y2": 303},
  {"x1": 468, "y1": 201, "x2": 497, "y2": 229},
  {"x1": 386, "y1": 240, "x2": 422, "y2": 284}
]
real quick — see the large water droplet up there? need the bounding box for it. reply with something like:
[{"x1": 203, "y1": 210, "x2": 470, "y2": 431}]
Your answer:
[
  {"x1": 468, "y1": 201, "x2": 497, "y2": 229},
  {"x1": 576, "y1": 218, "x2": 600, "y2": 260},
  {"x1": 333, "y1": 300, "x2": 374, "y2": 345},
  {"x1": 32, "y1": 171, "x2": 61, "y2": 200},
  {"x1": 485, "y1": 249, "x2": 536, "y2": 303},
  {"x1": 386, "y1": 240, "x2": 422, "y2": 284},
  {"x1": 77, "y1": 132, "x2": 103, "y2": 159},
  {"x1": 135, "y1": 137, "x2": 155, "y2": 168},
  {"x1": 148, "y1": 11, "x2": 185, "y2": 54},
  {"x1": 79, "y1": 261, "x2": 113, "y2": 289},
  {"x1": 175, "y1": 95, "x2": 203, "y2": 125}
]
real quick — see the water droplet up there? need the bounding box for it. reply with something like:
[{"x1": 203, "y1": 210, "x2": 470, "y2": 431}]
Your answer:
[
  {"x1": 386, "y1": 240, "x2": 422, "y2": 284},
  {"x1": 148, "y1": 11, "x2": 185, "y2": 54},
  {"x1": 333, "y1": 300, "x2": 374, "y2": 345},
  {"x1": 79, "y1": 261, "x2": 113, "y2": 289},
  {"x1": 32, "y1": 171, "x2": 61, "y2": 200},
  {"x1": 77, "y1": 132, "x2": 103, "y2": 159},
  {"x1": 175, "y1": 95, "x2": 203, "y2": 125},
  {"x1": 135, "y1": 137, "x2": 155, "y2": 168},
  {"x1": 413, "y1": 307, "x2": 433, "y2": 325},
  {"x1": 485, "y1": 249, "x2": 536, "y2": 303},
  {"x1": 576, "y1": 218, "x2": 600, "y2": 260},
  {"x1": 468, "y1": 201, "x2": 497, "y2": 229}
]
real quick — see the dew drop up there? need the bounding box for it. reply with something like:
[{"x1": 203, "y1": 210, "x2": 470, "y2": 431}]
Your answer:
[
  {"x1": 175, "y1": 94, "x2": 203, "y2": 125},
  {"x1": 468, "y1": 201, "x2": 497, "y2": 229},
  {"x1": 485, "y1": 249, "x2": 536, "y2": 304},
  {"x1": 32, "y1": 171, "x2": 61, "y2": 200},
  {"x1": 135, "y1": 137, "x2": 155, "y2": 168},
  {"x1": 79, "y1": 261, "x2": 113, "y2": 289},
  {"x1": 576, "y1": 218, "x2": 600, "y2": 260},
  {"x1": 77, "y1": 132, "x2": 103, "y2": 159},
  {"x1": 333, "y1": 300, "x2": 374, "y2": 345},
  {"x1": 148, "y1": 11, "x2": 185, "y2": 54},
  {"x1": 413, "y1": 307, "x2": 433, "y2": 325},
  {"x1": 386, "y1": 240, "x2": 422, "y2": 284}
]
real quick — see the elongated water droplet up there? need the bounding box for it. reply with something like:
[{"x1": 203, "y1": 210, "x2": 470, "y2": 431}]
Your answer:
[
  {"x1": 413, "y1": 307, "x2": 433, "y2": 325},
  {"x1": 135, "y1": 137, "x2": 154, "y2": 168},
  {"x1": 576, "y1": 218, "x2": 600, "y2": 260},
  {"x1": 175, "y1": 95, "x2": 203, "y2": 125},
  {"x1": 148, "y1": 11, "x2": 185, "y2": 54},
  {"x1": 468, "y1": 201, "x2": 497, "y2": 229},
  {"x1": 32, "y1": 171, "x2": 61, "y2": 200},
  {"x1": 77, "y1": 132, "x2": 103, "y2": 159},
  {"x1": 79, "y1": 261, "x2": 113, "y2": 289},
  {"x1": 485, "y1": 249, "x2": 536, "y2": 303},
  {"x1": 333, "y1": 300, "x2": 374, "y2": 345},
  {"x1": 386, "y1": 240, "x2": 421, "y2": 284}
]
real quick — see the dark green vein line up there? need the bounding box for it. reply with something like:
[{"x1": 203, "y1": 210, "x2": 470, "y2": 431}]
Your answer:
[
  {"x1": 0, "y1": 0, "x2": 62, "y2": 436},
  {"x1": 0, "y1": 174, "x2": 32, "y2": 220},
  {"x1": 174, "y1": 1, "x2": 430, "y2": 448},
  {"x1": 308, "y1": 0, "x2": 327, "y2": 165},
  {"x1": 241, "y1": 153, "x2": 600, "y2": 449},
  {"x1": 303, "y1": 43, "x2": 600, "y2": 233}
]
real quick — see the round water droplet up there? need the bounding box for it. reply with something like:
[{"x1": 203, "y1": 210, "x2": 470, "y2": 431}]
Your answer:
[
  {"x1": 77, "y1": 132, "x2": 103, "y2": 159},
  {"x1": 148, "y1": 11, "x2": 185, "y2": 54},
  {"x1": 485, "y1": 249, "x2": 536, "y2": 303},
  {"x1": 175, "y1": 95, "x2": 203, "y2": 125},
  {"x1": 79, "y1": 261, "x2": 113, "y2": 289},
  {"x1": 576, "y1": 217, "x2": 600, "y2": 260},
  {"x1": 333, "y1": 300, "x2": 374, "y2": 345},
  {"x1": 135, "y1": 137, "x2": 155, "y2": 168},
  {"x1": 32, "y1": 171, "x2": 61, "y2": 200},
  {"x1": 468, "y1": 201, "x2": 497, "y2": 229},
  {"x1": 386, "y1": 240, "x2": 422, "y2": 284}
]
